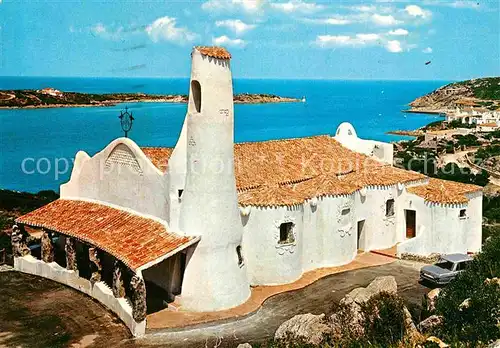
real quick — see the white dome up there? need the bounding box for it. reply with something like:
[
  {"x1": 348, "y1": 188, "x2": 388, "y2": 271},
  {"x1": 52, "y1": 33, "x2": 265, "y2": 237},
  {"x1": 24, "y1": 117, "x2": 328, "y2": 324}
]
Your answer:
[{"x1": 335, "y1": 122, "x2": 358, "y2": 139}]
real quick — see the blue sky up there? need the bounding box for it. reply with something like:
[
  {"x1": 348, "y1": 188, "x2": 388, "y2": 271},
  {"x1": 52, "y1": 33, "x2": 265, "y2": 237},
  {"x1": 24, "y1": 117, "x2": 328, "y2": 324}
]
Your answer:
[{"x1": 1, "y1": 0, "x2": 499, "y2": 80}]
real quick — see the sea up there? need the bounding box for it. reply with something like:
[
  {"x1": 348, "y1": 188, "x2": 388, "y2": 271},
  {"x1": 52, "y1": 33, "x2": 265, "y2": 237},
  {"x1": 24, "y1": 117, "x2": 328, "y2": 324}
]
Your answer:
[{"x1": 0, "y1": 77, "x2": 447, "y2": 193}]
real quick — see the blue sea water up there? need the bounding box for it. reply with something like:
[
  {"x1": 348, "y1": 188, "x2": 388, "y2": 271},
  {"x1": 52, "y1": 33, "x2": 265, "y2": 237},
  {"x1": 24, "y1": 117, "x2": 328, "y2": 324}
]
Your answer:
[{"x1": 0, "y1": 77, "x2": 447, "y2": 193}]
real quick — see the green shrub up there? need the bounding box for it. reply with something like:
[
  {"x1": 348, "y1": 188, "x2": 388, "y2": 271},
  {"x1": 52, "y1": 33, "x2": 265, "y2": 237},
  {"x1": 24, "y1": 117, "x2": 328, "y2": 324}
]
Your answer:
[
  {"x1": 435, "y1": 233, "x2": 500, "y2": 344},
  {"x1": 361, "y1": 292, "x2": 406, "y2": 346}
]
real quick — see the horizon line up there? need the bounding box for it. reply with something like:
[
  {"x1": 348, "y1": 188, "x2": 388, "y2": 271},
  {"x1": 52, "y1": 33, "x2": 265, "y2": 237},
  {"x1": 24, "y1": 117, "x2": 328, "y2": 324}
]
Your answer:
[{"x1": 0, "y1": 75, "x2": 461, "y2": 82}]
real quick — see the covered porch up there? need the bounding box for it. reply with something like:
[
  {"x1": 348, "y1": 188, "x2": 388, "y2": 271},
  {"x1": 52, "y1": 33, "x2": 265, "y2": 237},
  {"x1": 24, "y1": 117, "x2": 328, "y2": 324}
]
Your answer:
[{"x1": 12, "y1": 199, "x2": 199, "y2": 337}]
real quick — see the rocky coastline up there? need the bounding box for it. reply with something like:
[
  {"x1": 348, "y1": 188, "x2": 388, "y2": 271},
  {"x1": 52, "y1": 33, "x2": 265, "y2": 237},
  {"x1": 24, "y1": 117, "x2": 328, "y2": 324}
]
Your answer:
[
  {"x1": 0, "y1": 88, "x2": 302, "y2": 109},
  {"x1": 404, "y1": 77, "x2": 500, "y2": 115}
]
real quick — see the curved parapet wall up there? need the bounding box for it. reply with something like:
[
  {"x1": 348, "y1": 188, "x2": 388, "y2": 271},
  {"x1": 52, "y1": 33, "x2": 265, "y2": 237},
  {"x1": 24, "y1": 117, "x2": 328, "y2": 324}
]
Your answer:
[
  {"x1": 61, "y1": 137, "x2": 169, "y2": 222},
  {"x1": 334, "y1": 122, "x2": 394, "y2": 165},
  {"x1": 14, "y1": 255, "x2": 146, "y2": 337}
]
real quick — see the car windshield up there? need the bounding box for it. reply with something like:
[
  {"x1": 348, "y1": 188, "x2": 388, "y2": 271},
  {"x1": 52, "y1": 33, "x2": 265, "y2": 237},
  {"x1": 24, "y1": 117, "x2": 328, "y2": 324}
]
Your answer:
[{"x1": 435, "y1": 260, "x2": 454, "y2": 271}]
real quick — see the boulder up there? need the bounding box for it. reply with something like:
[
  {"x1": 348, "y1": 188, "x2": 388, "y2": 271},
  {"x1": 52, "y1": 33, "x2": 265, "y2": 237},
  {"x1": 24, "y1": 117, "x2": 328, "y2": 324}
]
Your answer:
[
  {"x1": 237, "y1": 344, "x2": 252, "y2": 348},
  {"x1": 427, "y1": 336, "x2": 450, "y2": 347},
  {"x1": 418, "y1": 315, "x2": 443, "y2": 333},
  {"x1": 459, "y1": 298, "x2": 471, "y2": 311},
  {"x1": 426, "y1": 288, "x2": 441, "y2": 312},
  {"x1": 331, "y1": 276, "x2": 398, "y2": 339},
  {"x1": 485, "y1": 278, "x2": 500, "y2": 286},
  {"x1": 340, "y1": 276, "x2": 397, "y2": 307},
  {"x1": 275, "y1": 313, "x2": 331, "y2": 345},
  {"x1": 488, "y1": 339, "x2": 500, "y2": 348},
  {"x1": 403, "y1": 306, "x2": 421, "y2": 340}
]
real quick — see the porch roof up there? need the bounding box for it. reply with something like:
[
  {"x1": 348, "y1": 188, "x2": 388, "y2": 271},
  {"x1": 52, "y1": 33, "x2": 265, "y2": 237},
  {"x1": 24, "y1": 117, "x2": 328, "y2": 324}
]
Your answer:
[{"x1": 16, "y1": 199, "x2": 198, "y2": 271}]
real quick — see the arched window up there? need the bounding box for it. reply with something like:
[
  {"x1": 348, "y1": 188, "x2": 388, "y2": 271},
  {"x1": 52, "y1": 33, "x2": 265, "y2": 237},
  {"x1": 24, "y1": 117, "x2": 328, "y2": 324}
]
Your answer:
[
  {"x1": 191, "y1": 80, "x2": 201, "y2": 113},
  {"x1": 236, "y1": 245, "x2": 244, "y2": 267}
]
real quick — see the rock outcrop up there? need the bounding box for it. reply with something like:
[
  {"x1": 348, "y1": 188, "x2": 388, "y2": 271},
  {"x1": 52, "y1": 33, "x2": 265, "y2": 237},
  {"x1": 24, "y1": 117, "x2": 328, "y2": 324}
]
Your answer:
[
  {"x1": 236, "y1": 343, "x2": 252, "y2": 348},
  {"x1": 488, "y1": 339, "x2": 500, "y2": 348},
  {"x1": 331, "y1": 276, "x2": 399, "y2": 338},
  {"x1": 407, "y1": 77, "x2": 500, "y2": 112},
  {"x1": 418, "y1": 314, "x2": 443, "y2": 333},
  {"x1": 274, "y1": 313, "x2": 331, "y2": 346},
  {"x1": 426, "y1": 288, "x2": 441, "y2": 312}
]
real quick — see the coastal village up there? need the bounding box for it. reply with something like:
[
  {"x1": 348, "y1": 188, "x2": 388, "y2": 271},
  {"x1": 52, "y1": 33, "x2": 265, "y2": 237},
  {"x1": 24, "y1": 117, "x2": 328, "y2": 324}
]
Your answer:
[{"x1": 0, "y1": 48, "x2": 498, "y2": 348}]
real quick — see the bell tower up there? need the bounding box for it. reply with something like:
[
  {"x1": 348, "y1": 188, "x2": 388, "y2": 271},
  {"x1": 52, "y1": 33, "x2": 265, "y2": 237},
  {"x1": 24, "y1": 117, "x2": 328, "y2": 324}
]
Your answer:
[{"x1": 178, "y1": 47, "x2": 250, "y2": 311}]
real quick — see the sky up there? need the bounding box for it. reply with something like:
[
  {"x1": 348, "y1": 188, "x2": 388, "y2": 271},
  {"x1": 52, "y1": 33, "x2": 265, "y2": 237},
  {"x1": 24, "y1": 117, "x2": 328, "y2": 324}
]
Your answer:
[{"x1": 1, "y1": 0, "x2": 499, "y2": 80}]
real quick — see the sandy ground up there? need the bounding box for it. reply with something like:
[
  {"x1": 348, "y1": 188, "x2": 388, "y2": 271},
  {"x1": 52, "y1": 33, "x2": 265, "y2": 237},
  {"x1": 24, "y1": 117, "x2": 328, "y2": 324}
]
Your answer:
[{"x1": 0, "y1": 261, "x2": 430, "y2": 348}]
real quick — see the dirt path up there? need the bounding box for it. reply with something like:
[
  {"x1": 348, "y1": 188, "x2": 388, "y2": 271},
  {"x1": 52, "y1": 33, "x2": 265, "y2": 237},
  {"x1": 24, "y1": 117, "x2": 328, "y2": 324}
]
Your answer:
[
  {"x1": 142, "y1": 260, "x2": 429, "y2": 348},
  {"x1": 0, "y1": 261, "x2": 429, "y2": 348},
  {"x1": 0, "y1": 271, "x2": 135, "y2": 348}
]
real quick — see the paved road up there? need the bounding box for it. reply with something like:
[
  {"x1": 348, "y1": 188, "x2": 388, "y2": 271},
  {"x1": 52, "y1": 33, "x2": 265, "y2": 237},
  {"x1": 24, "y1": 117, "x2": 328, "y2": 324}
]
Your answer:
[
  {"x1": 0, "y1": 260, "x2": 429, "y2": 348},
  {"x1": 141, "y1": 260, "x2": 429, "y2": 348}
]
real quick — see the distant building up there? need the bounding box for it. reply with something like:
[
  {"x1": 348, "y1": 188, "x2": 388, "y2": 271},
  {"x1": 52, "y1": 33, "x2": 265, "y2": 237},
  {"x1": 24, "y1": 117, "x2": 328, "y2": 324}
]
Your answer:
[
  {"x1": 446, "y1": 106, "x2": 500, "y2": 128},
  {"x1": 37, "y1": 87, "x2": 63, "y2": 97},
  {"x1": 12, "y1": 47, "x2": 483, "y2": 337}
]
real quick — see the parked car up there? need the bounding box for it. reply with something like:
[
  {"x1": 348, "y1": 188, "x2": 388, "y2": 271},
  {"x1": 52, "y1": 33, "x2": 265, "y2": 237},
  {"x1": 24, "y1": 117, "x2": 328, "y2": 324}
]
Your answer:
[{"x1": 420, "y1": 253, "x2": 473, "y2": 286}]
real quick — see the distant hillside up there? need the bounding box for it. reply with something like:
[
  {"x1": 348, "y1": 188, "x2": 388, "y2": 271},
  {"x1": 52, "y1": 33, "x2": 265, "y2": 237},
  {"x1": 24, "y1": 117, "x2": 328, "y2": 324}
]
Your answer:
[
  {"x1": 0, "y1": 88, "x2": 301, "y2": 109},
  {"x1": 408, "y1": 77, "x2": 500, "y2": 112}
]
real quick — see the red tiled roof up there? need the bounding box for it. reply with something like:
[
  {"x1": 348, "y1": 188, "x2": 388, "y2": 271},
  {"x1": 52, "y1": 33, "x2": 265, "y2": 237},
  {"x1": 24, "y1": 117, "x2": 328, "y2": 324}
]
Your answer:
[
  {"x1": 16, "y1": 199, "x2": 197, "y2": 270},
  {"x1": 141, "y1": 147, "x2": 173, "y2": 173},
  {"x1": 407, "y1": 178, "x2": 482, "y2": 204},
  {"x1": 195, "y1": 46, "x2": 231, "y2": 59}
]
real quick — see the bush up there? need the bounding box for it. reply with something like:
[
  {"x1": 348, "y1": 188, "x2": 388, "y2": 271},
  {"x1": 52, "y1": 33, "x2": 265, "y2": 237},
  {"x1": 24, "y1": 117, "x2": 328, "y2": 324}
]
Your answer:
[
  {"x1": 361, "y1": 292, "x2": 406, "y2": 346},
  {"x1": 434, "y1": 233, "x2": 500, "y2": 344}
]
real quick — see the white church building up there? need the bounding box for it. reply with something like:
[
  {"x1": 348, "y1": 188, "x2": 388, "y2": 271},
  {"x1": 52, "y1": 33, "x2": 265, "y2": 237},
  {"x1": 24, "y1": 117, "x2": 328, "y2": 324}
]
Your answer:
[{"x1": 12, "y1": 47, "x2": 482, "y2": 336}]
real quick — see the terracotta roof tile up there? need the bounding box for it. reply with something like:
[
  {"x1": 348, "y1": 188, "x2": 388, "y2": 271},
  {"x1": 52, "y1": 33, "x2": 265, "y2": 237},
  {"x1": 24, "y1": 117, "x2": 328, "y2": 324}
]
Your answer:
[
  {"x1": 195, "y1": 46, "x2": 231, "y2": 60},
  {"x1": 480, "y1": 123, "x2": 498, "y2": 127},
  {"x1": 407, "y1": 178, "x2": 482, "y2": 204},
  {"x1": 15, "y1": 199, "x2": 196, "y2": 270},
  {"x1": 141, "y1": 147, "x2": 173, "y2": 173},
  {"x1": 340, "y1": 166, "x2": 426, "y2": 187}
]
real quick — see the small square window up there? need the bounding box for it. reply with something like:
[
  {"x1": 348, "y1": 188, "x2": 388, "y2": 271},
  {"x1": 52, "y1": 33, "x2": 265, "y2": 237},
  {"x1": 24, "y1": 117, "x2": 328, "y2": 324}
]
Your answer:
[
  {"x1": 386, "y1": 199, "x2": 395, "y2": 217},
  {"x1": 459, "y1": 209, "x2": 467, "y2": 218},
  {"x1": 279, "y1": 222, "x2": 295, "y2": 244}
]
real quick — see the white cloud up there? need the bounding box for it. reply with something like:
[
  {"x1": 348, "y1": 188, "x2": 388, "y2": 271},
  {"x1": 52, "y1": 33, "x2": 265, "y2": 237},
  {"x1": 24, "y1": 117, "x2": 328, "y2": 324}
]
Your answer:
[
  {"x1": 423, "y1": 47, "x2": 433, "y2": 53},
  {"x1": 213, "y1": 35, "x2": 246, "y2": 47},
  {"x1": 386, "y1": 40, "x2": 403, "y2": 52},
  {"x1": 371, "y1": 14, "x2": 402, "y2": 26},
  {"x1": 215, "y1": 19, "x2": 256, "y2": 34},
  {"x1": 351, "y1": 5, "x2": 377, "y2": 12},
  {"x1": 202, "y1": 0, "x2": 264, "y2": 13},
  {"x1": 356, "y1": 33, "x2": 380, "y2": 41},
  {"x1": 315, "y1": 33, "x2": 381, "y2": 47},
  {"x1": 146, "y1": 16, "x2": 197, "y2": 44},
  {"x1": 324, "y1": 18, "x2": 352, "y2": 25},
  {"x1": 270, "y1": 0, "x2": 324, "y2": 13},
  {"x1": 388, "y1": 28, "x2": 409, "y2": 36},
  {"x1": 405, "y1": 4, "x2": 430, "y2": 18},
  {"x1": 91, "y1": 23, "x2": 107, "y2": 35}
]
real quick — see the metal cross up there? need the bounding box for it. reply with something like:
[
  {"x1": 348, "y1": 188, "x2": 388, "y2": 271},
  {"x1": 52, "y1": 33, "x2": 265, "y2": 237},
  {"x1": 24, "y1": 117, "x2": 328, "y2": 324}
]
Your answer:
[{"x1": 119, "y1": 106, "x2": 134, "y2": 138}]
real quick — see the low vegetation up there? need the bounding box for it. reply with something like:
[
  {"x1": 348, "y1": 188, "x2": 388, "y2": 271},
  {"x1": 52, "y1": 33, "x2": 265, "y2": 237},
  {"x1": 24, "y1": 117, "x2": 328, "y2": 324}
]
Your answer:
[{"x1": 432, "y1": 233, "x2": 500, "y2": 344}]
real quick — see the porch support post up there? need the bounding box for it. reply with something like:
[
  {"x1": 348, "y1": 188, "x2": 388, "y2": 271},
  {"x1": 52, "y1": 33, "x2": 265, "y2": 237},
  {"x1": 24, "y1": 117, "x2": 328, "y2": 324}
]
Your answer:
[
  {"x1": 41, "y1": 229, "x2": 54, "y2": 263},
  {"x1": 130, "y1": 274, "x2": 147, "y2": 322},
  {"x1": 65, "y1": 237, "x2": 78, "y2": 272},
  {"x1": 11, "y1": 224, "x2": 30, "y2": 257},
  {"x1": 112, "y1": 260, "x2": 125, "y2": 298},
  {"x1": 89, "y1": 247, "x2": 102, "y2": 284}
]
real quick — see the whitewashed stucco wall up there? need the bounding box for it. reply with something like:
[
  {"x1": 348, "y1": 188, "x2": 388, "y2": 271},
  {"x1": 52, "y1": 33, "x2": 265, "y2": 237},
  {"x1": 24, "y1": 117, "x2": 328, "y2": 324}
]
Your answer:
[
  {"x1": 178, "y1": 50, "x2": 250, "y2": 311},
  {"x1": 61, "y1": 138, "x2": 169, "y2": 221},
  {"x1": 354, "y1": 185, "x2": 401, "y2": 251},
  {"x1": 334, "y1": 122, "x2": 394, "y2": 165},
  {"x1": 312, "y1": 194, "x2": 357, "y2": 268},
  {"x1": 397, "y1": 189, "x2": 482, "y2": 256},
  {"x1": 242, "y1": 205, "x2": 304, "y2": 286}
]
